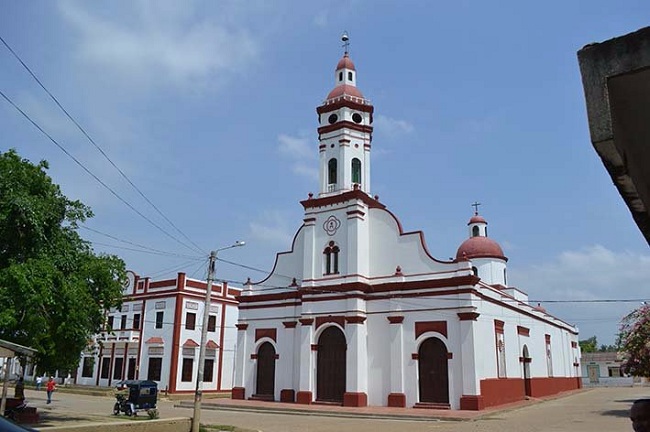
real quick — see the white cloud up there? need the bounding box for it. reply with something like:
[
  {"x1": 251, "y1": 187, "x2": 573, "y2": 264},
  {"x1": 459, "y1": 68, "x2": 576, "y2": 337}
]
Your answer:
[
  {"x1": 313, "y1": 10, "x2": 328, "y2": 28},
  {"x1": 58, "y1": 0, "x2": 259, "y2": 90},
  {"x1": 508, "y1": 245, "x2": 650, "y2": 344},
  {"x1": 373, "y1": 114, "x2": 414, "y2": 136},
  {"x1": 249, "y1": 210, "x2": 295, "y2": 247},
  {"x1": 278, "y1": 134, "x2": 313, "y2": 160},
  {"x1": 278, "y1": 133, "x2": 318, "y2": 181}
]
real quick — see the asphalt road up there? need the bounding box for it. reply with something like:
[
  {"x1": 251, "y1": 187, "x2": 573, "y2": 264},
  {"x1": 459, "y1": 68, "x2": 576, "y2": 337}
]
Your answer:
[{"x1": 26, "y1": 386, "x2": 649, "y2": 431}]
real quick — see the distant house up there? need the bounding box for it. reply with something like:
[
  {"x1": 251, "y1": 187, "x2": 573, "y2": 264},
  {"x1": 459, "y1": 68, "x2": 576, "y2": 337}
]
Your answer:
[
  {"x1": 581, "y1": 352, "x2": 631, "y2": 386},
  {"x1": 75, "y1": 270, "x2": 240, "y2": 394}
]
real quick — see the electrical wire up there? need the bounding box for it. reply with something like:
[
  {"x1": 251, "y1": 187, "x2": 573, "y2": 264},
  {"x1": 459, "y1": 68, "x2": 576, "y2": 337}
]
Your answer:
[
  {"x1": 0, "y1": 89, "x2": 201, "y2": 255},
  {"x1": 0, "y1": 34, "x2": 205, "y2": 256},
  {"x1": 81, "y1": 225, "x2": 202, "y2": 259}
]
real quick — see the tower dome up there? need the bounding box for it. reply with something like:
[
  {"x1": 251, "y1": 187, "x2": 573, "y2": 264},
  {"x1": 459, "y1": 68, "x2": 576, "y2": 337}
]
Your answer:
[
  {"x1": 456, "y1": 210, "x2": 507, "y2": 261},
  {"x1": 326, "y1": 53, "x2": 365, "y2": 101}
]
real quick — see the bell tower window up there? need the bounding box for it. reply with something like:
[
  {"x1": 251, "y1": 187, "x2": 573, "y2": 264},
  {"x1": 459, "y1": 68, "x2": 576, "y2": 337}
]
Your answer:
[
  {"x1": 472, "y1": 226, "x2": 480, "y2": 237},
  {"x1": 472, "y1": 266, "x2": 478, "y2": 277},
  {"x1": 323, "y1": 242, "x2": 340, "y2": 275},
  {"x1": 348, "y1": 71, "x2": 353, "y2": 80},
  {"x1": 352, "y1": 158, "x2": 361, "y2": 185},
  {"x1": 339, "y1": 72, "x2": 343, "y2": 81},
  {"x1": 328, "y1": 158, "x2": 338, "y2": 189}
]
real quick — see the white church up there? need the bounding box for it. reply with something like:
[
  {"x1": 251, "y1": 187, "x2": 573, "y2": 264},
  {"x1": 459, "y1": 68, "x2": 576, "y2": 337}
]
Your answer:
[{"x1": 232, "y1": 44, "x2": 581, "y2": 410}]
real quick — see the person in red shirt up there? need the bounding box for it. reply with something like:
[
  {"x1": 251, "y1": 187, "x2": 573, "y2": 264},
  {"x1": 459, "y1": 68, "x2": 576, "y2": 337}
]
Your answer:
[{"x1": 46, "y1": 377, "x2": 56, "y2": 404}]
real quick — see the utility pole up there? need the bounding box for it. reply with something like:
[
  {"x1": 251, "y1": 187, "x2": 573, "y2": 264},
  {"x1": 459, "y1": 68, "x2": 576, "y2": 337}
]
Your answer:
[
  {"x1": 192, "y1": 250, "x2": 216, "y2": 432},
  {"x1": 191, "y1": 241, "x2": 245, "y2": 432}
]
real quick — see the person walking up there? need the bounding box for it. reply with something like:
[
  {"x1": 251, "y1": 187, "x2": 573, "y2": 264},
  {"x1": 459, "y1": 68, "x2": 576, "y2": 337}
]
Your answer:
[
  {"x1": 35, "y1": 375, "x2": 42, "y2": 391},
  {"x1": 46, "y1": 377, "x2": 56, "y2": 404},
  {"x1": 631, "y1": 399, "x2": 650, "y2": 432},
  {"x1": 14, "y1": 377, "x2": 25, "y2": 401}
]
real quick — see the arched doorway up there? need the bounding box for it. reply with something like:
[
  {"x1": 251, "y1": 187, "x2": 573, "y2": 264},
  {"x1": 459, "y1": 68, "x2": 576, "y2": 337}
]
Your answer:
[
  {"x1": 316, "y1": 326, "x2": 346, "y2": 402},
  {"x1": 418, "y1": 337, "x2": 449, "y2": 404},
  {"x1": 255, "y1": 342, "x2": 276, "y2": 399},
  {"x1": 522, "y1": 345, "x2": 531, "y2": 397}
]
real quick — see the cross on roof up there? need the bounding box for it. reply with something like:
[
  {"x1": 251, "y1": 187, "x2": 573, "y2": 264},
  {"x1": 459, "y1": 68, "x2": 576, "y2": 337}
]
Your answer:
[{"x1": 472, "y1": 201, "x2": 481, "y2": 214}]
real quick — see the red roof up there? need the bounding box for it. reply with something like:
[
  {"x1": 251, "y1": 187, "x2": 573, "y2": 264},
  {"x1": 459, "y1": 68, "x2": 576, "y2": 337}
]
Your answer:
[
  {"x1": 206, "y1": 340, "x2": 220, "y2": 349},
  {"x1": 468, "y1": 214, "x2": 487, "y2": 225},
  {"x1": 336, "y1": 54, "x2": 356, "y2": 71},
  {"x1": 327, "y1": 84, "x2": 364, "y2": 100},
  {"x1": 456, "y1": 236, "x2": 507, "y2": 261},
  {"x1": 145, "y1": 337, "x2": 163, "y2": 344},
  {"x1": 183, "y1": 339, "x2": 199, "y2": 348}
]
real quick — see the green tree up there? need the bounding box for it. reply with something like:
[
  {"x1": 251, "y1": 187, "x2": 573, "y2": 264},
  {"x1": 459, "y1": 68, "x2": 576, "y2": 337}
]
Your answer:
[
  {"x1": 579, "y1": 336, "x2": 598, "y2": 353},
  {"x1": 617, "y1": 304, "x2": 650, "y2": 377},
  {"x1": 0, "y1": 149, "x2": 125, "y2": 372}
]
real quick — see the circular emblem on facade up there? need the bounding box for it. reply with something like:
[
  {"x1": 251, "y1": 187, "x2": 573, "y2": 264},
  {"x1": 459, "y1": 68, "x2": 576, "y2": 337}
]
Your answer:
[{"x1": 323, "y1": 215, "x2": 341, "y2": 236}]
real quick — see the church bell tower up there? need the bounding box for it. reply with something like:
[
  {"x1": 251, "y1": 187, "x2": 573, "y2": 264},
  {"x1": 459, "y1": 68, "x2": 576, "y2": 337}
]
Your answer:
[{"x1": 316, "y1": 32, "x2": 374, "y2": 197}]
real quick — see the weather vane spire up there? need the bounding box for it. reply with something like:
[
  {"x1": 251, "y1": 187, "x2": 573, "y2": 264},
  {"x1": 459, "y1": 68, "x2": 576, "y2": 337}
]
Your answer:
[
  {"x1": 472, "y1": 201, "x2": 482, "y2": 215},
  {"x1": 341, "y1": 31, "x2": 350, "y2": 55}
]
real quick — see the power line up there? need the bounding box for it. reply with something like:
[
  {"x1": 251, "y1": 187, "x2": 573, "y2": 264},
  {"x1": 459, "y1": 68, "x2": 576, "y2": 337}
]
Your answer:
[
  {"x1": 81, "y1": 225, "x2": 202, "y2": 259},
  {"x1": 0, "y1": 34, "x2": 206, "y2": 256},
  {"x1": 91, "y1": 241, "x2": 203, "y2": 259},
  {"x1": 0, "y1": 89, "x2": 200, "y2": 255}
]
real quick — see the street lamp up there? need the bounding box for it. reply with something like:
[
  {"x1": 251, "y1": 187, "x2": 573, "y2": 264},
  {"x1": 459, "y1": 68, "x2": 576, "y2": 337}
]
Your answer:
[{"x1": 192, "y1": 241, "x2": 245, "y2": 432}]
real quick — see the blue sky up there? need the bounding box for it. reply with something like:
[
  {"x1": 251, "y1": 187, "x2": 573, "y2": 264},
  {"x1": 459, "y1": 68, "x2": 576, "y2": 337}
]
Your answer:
[{"x1": 1, "y1": 0, "x2": 649, "y2": 345}]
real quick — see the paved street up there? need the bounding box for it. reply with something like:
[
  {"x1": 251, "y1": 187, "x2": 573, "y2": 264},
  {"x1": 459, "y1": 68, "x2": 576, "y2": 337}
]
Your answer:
[{"x1": 25, "y1": 386, "x2": 648, "y2": 431}]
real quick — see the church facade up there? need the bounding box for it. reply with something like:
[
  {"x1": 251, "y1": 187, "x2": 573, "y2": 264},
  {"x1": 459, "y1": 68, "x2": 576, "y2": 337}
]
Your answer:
[{"x1": 232, "y1": 47, "x2": 581, "y2": 410}]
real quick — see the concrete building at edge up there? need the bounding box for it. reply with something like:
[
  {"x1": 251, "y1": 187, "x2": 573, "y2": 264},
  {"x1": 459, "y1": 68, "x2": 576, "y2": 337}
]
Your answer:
[
  {"x1": 232, "y1": 46, "x2": 581, "y2": 410},
  {"x1": 75, "y1": 270, "x2": 240, "y2": 394}
]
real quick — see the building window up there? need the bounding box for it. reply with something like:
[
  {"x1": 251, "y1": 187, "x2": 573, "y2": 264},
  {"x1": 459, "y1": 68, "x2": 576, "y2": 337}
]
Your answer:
[
  {"x1": 186, "y1": 312, "x2": 196, "y2": 330},
  {"x1": 100, "y1": 357, "x2": 111, "y2": 379},
  {"x1": 147, "y1": 358, "x2": 162, "y2": 381},
  {"x1": 181, "y1": 358, "x2": 194, "y2": 382},
  {"x1": 120, "y1": 315, "x2": 127, "y2": 330},
  {"x1": 81, "y1": 357, "x2": 94, "y2": 378},
  {"x1": 472, "y1": 266, "x2": 478, "y2": 277},
  {"x1": 203, "y1": 359, "x2": 215, "y2": 382},
  {"x1": 472, "y1": 226, "x2": 480, "y2": 237},
  {"x1": 495, "y1": 320, "x2": 506, "y2": 378},
  {"x1": 338, "y1": 71, "x2": 343, "y2": 81},
  {"x1": 503, "y1": 269, "x2": 507, "y2": 285},
  {"x1": 328, "y1": 158, "x2": 337, "y2": 185},
  {"x1": 156, "y1": 311, "x2": 164, "y2": 329},
  {"x1": 208, "y1": 315, "x2": 217, "y2": 332},
  {"x1": 545, "y1": 335, "x2": 553, "y2": 377},
  {"x1": 323, "y1": 242, "x2": 340, "y2": 275},
  {"x1": 107, "y1": 316, "x2": 114, "y2": 331},
  {"x1": 352, "y1": 158, "x2": 361, "y2": 185},
  {"x1": 348, "y1": 71, "x2": 353, "y2": 81},
  {"x1": 113, "y1": 357, "x2": 124, "y2": 380},
  {"x1": 133, "y1": 313, "x2": 141, "y2": 330}
]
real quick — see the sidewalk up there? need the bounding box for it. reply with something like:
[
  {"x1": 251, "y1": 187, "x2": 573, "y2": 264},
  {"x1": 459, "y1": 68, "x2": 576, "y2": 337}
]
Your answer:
[{"x1": 176, "y1": 389, "x2": 586, "y2": 422}]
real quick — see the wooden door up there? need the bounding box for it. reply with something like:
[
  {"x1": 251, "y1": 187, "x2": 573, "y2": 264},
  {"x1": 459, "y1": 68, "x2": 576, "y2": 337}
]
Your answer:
[
  {"x1": 522, "y1": 345, "x2": 531, "y2": 396},
  {"x1": 256, "y1": 342, "x2": 276, "y2": 397},
  {"x1": 587, "y1": 365, "x2": 600, "y2": 383},
  {"x1": 316, "y1": 326, "x2": 346, "y2": 402},
  {"x1": 418, "y1": 338, "x2": 449, "y2": 404},
  {"x1": 127, "y1": 358, "x2": 136, "y2": 380}
]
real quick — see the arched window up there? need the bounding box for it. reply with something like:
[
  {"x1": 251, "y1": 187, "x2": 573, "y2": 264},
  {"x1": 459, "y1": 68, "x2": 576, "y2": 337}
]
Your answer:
[
  {"x1": 472, "y1": 266, "x2": 478, "y2": 277},
  {"x1": 348, "y1": 71, "x2": 353, "y2": 81},
  {"x1": 328, "y1": 158, "x2": 337, "y2": 186},
  {"x1": 503, "y1": 268, "x2": 507, "y2": 285},
  {"x1": 472, "y1": 226, "x2": 480, "y2": 237},
  {"x1": 323, "y1": 242, "x2": 340, "y2": 275},
  {"x1": 339, "y1": 72, "x2": 343, "y2": 81},
  {"x1": 351, "y1": 158, "x2": 361, "y2": 185}
]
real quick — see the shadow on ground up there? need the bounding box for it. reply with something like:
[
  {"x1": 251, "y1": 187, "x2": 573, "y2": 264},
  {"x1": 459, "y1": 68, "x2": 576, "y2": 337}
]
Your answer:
[{"x1": 600, "y1": 409, "x2": 630, "y2": 418}]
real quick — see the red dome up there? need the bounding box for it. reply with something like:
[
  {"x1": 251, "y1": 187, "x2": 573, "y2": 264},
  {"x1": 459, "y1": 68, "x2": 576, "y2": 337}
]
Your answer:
[
  {"x1": 456, "y1": 236, "x2": 507, "y2": 260},
  {"x1": 326, "y1": 84, "x2": 364, "y2": 100},
  {"x1": 336, "y1": 54, "x2": 356, "y2": 71},
  {"x1": 468, "y1": 214, "x2": 487, "y2": 225}
]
